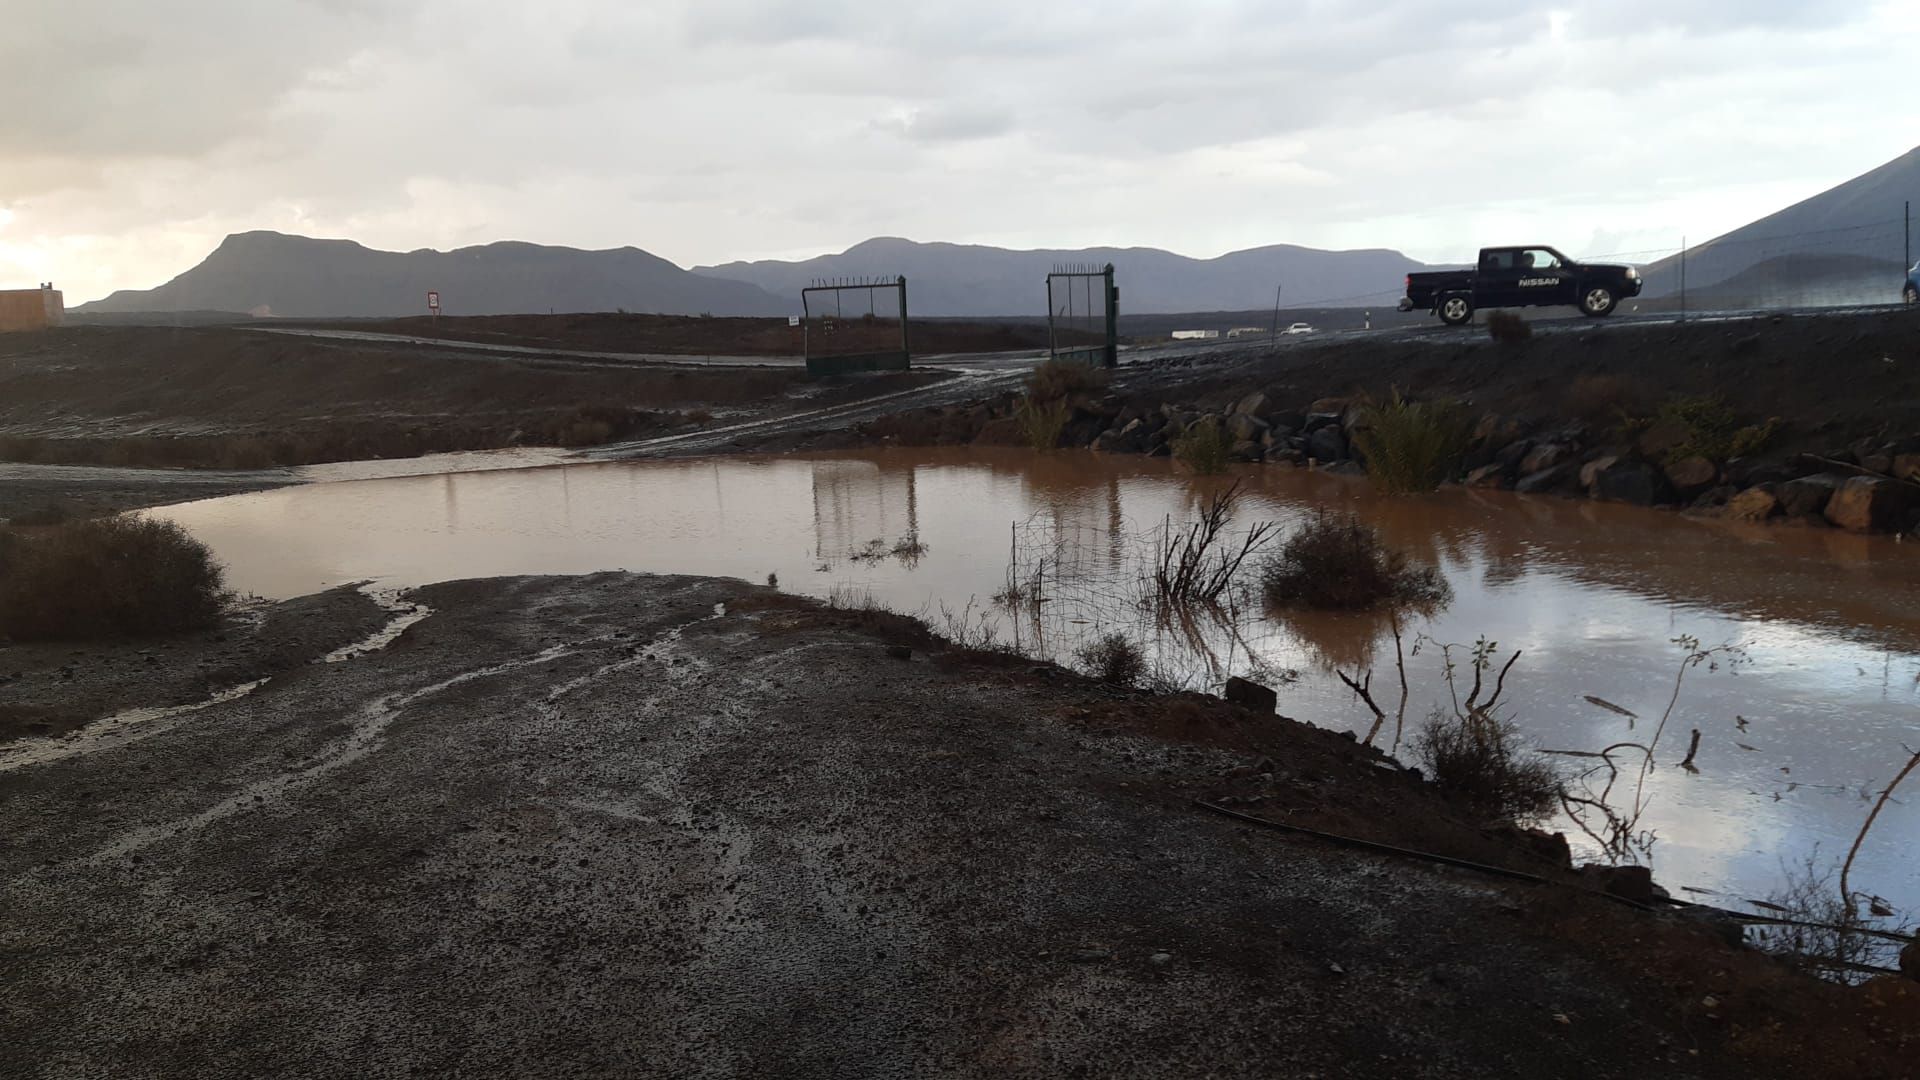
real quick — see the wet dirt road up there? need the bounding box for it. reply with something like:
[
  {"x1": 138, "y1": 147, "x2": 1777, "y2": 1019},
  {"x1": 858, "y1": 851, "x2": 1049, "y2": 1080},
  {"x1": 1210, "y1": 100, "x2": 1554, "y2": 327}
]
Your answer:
[{"x1": 0, "y1": 573, "x2": 1781, "y2": 1079}]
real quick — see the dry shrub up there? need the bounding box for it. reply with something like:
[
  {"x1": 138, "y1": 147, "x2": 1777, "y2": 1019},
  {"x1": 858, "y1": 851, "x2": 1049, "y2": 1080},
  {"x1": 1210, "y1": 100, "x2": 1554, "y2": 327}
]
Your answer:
[
  {"x1": 1260, "y1": 512, "x2": 1450, "y2": 611},
  {"x1": 1350, "y1": 395, "x2": 1475, "y2": 494},
  {"x1": 1413, "y1": 709, "x2": 1560, "y2": 823},
  {"x1": 1486, "y1": 310, "x2": 1532, "y2": 344},
  {"x1": 1074, "y1": 632, "x2": 1146, "y2": 687},
  {"x1": 1014, "y1": 396, "x2": 1070, "y2": 451},
  {"x1": 0, "y1": 516, "x2": 227, "y2": 640},
  {"x1": 1025, "y1": 359, "x2": 1109, "y2": 404},
  {"x1": 1172, "y1": 418, "x2": 1233, "y2": 475}
]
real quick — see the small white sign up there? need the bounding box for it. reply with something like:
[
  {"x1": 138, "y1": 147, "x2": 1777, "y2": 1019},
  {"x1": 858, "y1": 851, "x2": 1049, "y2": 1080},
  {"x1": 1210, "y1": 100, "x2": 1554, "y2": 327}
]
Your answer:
[
  {"x1": 427, "y1": 291, "x2": 441, "y2": 311},
  {"x1": 788, "y1": 315, "x2": 800, "y2": 327}
]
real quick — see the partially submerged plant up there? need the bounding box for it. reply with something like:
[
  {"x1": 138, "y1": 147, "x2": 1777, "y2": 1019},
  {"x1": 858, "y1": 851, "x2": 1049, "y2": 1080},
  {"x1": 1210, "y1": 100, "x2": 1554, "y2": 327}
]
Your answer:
[
  {"x1": 1172, "y1": 418, "x2": 1233, "y2": 475},
  {"x1": 1074, "y1": 631, "x2": 1147, "y2": 687},
  {"x1": 1350, "y1": 393, "x2": 1476, "y2": 494},
  {"x1": 1260, "y1": 512, "x2": 1450, "y2": 611},
  {"x1": 1013, "y1": 396, "x2": 1070, "y2": 452},
  {"x1": 1151, "y1": 481, "x2": 1277, "y2": 605},
  {"x1": 0, "y1": 516, "x2": 228, "y2": 641}
]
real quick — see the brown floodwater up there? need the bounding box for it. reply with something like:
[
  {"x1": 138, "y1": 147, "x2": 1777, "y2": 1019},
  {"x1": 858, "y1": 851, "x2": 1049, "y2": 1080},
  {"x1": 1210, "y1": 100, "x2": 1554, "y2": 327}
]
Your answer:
[{"x1": 152, "y1": 447, "x2": 1920, "y2": 922}]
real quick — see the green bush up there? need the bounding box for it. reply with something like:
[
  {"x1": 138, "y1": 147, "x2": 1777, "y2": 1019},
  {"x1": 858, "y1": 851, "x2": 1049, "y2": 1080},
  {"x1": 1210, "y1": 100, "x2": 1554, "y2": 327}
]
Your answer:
[
  {"x1": 0, "y1": 516, "x2": 228, "y2": 640},
  {"x1": 1172, "y1": 418, "x2": 1232, "y2": 475},
  {"x1": 1260, "y1": 512, "x2": 1451, "y2": 611},
  {"x1": 1653, "y1": 396, "x2": 1777, "y2": 464},
  {"x1": 1350, "y1": 394, "x2": 1476, "y2": 494},
  {"x1": 1013, "y1": 396, "x2": 1070, "y2": 451}
]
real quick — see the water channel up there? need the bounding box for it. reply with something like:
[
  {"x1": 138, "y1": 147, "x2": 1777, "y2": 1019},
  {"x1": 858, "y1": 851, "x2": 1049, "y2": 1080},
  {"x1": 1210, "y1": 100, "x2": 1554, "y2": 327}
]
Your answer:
[{"x1": 151, "y1": 447, "x2": 1920, "y2": 921}]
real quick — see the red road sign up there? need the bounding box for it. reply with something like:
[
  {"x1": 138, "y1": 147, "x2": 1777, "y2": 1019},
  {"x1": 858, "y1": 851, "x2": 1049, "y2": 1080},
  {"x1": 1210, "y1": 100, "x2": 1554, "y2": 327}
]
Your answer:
[{"x1": 427, "y1": 291, "x2": 440, "y2": 311}]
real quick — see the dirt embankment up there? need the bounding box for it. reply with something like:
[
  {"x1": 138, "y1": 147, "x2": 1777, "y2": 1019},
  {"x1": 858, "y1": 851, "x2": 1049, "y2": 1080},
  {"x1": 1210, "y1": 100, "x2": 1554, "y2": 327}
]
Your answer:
[
  {"x1": 1, "y1": 572, "x2": 1914, "y2": 1078},
  {"x1": 0, "y1": 325, "x2": 945, "y2": 473},
  {"x1": 276, "y1": 311, "x2": 1104, "y2": 357},
  {"x1": 774, "y1": 308, "x2": 1920, "y2": 534}
]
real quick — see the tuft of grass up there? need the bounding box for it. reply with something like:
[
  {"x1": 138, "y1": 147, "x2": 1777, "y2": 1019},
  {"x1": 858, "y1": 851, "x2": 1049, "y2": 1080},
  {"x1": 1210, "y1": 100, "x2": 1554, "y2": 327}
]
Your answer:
[
  {"x1": 1350, "y1": 394, "x2": 1476, "y2": 494},
  {"x1": 1486, "y1": 311, "x2": 1532, "y2": 344},
  {"x1": 1413, "y1": 708, "x2": 1561, "y2": 824},
  {"x1": 1260, "y1": 512, "x2": 1451, "y2": 611},
  {"x1": 1172, "y1": 418, "x2": 1233, "y2": 475},
  {"x1": 1074, "y1": 632, "x2": 1146, "y2": 687},
  {"x1": 0, "y1": 516, "x2": 228, "y2": 641},
  {"x1": 1013, "y1": 396, "x2": 1070, "y2": 451}
]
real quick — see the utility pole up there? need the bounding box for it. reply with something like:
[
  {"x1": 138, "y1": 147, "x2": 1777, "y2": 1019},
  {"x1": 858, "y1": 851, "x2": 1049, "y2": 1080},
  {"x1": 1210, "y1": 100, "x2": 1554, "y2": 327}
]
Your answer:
[
  {"x1": 1679, "y1": 236, "x2": 1687, "y2": 323},
  {"x1": 1905, "y1": 200, "x2": 1910, "y2": 272},
  {"x1": 1269, "y1": 284, "x2": 1282, "y2": 340}
]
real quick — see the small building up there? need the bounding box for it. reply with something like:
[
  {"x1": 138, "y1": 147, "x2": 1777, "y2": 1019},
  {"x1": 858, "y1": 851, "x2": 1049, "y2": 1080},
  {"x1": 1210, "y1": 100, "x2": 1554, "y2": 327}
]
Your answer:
[
  {"x1": 1170, "y1": 329, "x2": 1220, "y2": 341},
  {"x1": 0, "y1": 283, "x2": 63, "y2": 332}
]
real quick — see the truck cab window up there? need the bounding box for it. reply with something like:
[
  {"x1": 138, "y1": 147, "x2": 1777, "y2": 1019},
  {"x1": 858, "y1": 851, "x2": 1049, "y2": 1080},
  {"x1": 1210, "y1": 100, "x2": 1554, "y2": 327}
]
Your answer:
[
  {"x1": 1482, "y1": 251, "x2": 1514, "y2": 271},
  {"x1": 1523, "y1": 249, "x2": 1561, "y2": 270}
]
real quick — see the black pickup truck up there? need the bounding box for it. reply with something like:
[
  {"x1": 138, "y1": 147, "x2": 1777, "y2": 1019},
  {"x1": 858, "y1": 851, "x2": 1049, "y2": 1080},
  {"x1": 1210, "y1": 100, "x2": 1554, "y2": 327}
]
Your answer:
[{"x1": 1399, "y1": 246, "x2": 1642, "y2": 325}]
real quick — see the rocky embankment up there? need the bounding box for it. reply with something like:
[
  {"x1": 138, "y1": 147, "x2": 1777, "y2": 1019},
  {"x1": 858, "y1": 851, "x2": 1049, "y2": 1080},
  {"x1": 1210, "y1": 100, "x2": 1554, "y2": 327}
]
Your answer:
[{"x1": 857, "y1": 386, "x2": 1920, "y2": 537}]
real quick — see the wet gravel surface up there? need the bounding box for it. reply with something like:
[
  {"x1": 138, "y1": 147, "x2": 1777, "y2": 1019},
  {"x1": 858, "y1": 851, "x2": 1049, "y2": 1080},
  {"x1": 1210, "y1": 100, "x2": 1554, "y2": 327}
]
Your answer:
[
  {"x1": 0, "y1": 574, "x2": 1900, "y2": 1078},
  {"x1": 0, "y1": 462, "x2": 294, "y2": 522}
]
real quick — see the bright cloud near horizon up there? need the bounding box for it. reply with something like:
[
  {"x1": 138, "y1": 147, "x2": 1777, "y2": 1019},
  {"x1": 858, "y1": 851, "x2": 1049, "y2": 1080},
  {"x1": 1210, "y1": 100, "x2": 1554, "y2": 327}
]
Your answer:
[{"x1": 1, "y1": 0, "x2": 1916, "y2": 303}]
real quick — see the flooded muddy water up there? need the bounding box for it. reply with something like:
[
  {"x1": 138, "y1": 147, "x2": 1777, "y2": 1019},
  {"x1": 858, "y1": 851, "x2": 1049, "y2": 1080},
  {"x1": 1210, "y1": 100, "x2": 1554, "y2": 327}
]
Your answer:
[{"x1": 151, "y1": 448, "x2": 1920, "y2": 918}]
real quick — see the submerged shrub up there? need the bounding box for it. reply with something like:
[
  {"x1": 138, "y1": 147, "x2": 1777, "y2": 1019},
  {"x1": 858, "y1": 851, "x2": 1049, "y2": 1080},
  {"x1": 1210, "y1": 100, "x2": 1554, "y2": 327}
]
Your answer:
[
  {"x1": 0, "y1": 516, "x2": 227, "y2": 641},
  {"x1": 1413, "y1": 709, "x2": 1561, "y2": 824},
  {"x1": 1074, "y1": 631, "x2": 1146, "y2": 687},
  {"x1": 1351, "y1": 395, "x2": 1476, "y2": 494},
  {"x1": 1260, "y1": 512, "x2": 1450, "y2": 611},
  {"x1": 1025, "y1": 358, "x2": 1109, "y2": 404},
  {"x1": 1172, "y1": 418, "x2": 1233, "y2": 475}
]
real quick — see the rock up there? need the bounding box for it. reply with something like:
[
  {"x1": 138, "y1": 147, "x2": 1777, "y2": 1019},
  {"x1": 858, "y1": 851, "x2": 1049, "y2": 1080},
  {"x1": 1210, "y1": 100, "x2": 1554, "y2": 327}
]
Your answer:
[
  {"x1": 1777, "y1": 473, "x2": 1842, "y2": 517},
  {"x1": 1515, "y1": 465, "x2": 1575, "y2": 495},
  {"x1": 1323, "y1": 461, "x2": 1367, "y2": 476},
  {"x1": 1901, "y1": 940, "x2": 1920, "y2": 981},
  {"x1": 1722, "y1": 485, "x2": 1779, "y2": 523},
  {"x1": 1581, "y1": 864, "x2": 1656, "y2": 904},
  {"x1": 1301, "y1": 411, "x2": 1343, "y2": 435},
  {"x1": 1690, "y1": 485, "x2": 1737, "y2": 510},
  {"x1": 1223, "y1": 676, "x2": 1278, "y2": 713},
  {"x1": 1473, "y1": 414, "x2": 1527, "y2": 446},
  {"x1": 1578, "y1": 454, "x2": 1619, "y2": 491},
  {"x1": 1464, "y1": 464, "x2": 1511, "y2": 489},
  {"x1": 1267, "y1": 448, "x2": 1305, "y2": 467},
  {"x1": 1490, "y1": 826, "x2": 1572, "y2": 869},
  {"x1": 1228, "y1": 439, "x2": 1262, "y2": 463},
  {"x1": 1267, "y1": 410, "x2": 1306, "y2": 433},
  {"x1": 1519, "y1": 443, "x2": 1567, "y2": 475},
  {"x1": 1226, "y1": 413, "x2": 1268, "y2": 443},
  {"x1": 1306, "y1": 425, "x2": 1348, "y2": 463},
  {"x1": 1638, "y1": 416, "x2": 1692, "y2": 458},
  {"x1": 1664, "y1": 455, "x2": 1718, "y2": 498},
  {"x1": 1307, "y1": 396, "x2": 1351, "y2": 417},
  {"x1": 1823, "y1": 476, "x2": 1920, "y2": 533},
  {"x1": 1860, "y1": 447, "x2": 1895, "y2": 475},
  {"x1": 1591, "y1": 458, "x2": 1675, "y2": 506},
  {"x1": 1230, "y1": 391, "x2": 1269, "y2": 417},
  {"x1": 884, "y1": 644, "x2": 912, "y2": 661},
  {"x1": 1148, "y1": 952, "x2": 1173, "y2": 966}
]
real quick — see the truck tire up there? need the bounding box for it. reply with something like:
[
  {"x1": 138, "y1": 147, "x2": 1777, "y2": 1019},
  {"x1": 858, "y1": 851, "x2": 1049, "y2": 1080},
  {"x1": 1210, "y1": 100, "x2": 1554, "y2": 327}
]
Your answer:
[
  {"x1": 1579, "y1": 285, "x2": 1617, "y2": 317},
  {"x1": 1438, "y1": 294, "x2": 1474, "y2": 326}
]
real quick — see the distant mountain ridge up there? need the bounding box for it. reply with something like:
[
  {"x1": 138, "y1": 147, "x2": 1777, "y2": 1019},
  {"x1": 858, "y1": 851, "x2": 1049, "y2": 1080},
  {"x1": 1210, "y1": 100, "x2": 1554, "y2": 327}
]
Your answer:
[
  {"x1": 75, "y1": 232, "x2": 791, "y2": 318},
  {"x1": 1640, "y1": 145, "x2": 1920, "y2": 302},
  {"x1": 696, "y1": 237, "x2": 1429, "y2": 316}
]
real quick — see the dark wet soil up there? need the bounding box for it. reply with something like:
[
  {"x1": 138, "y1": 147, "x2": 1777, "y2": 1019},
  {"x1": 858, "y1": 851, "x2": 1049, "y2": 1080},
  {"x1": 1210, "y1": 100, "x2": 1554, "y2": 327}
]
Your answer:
[
  {"x1": 0, "y1": 585, "x2": 388, "y2": 744},
  {"x1": 2, "y1": 573, "x2": 1911, "y2": 1078}
]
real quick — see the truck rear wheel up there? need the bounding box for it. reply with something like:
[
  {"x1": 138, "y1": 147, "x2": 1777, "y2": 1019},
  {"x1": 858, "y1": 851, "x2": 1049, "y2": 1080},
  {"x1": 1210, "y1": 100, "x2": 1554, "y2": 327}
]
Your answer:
[
  {"x1": 1580, "y1": 285, "x2": 1617, "y2": 317},
  {"x1": 1438, "y1": 295, "x2": 1473, "y2": 326}
]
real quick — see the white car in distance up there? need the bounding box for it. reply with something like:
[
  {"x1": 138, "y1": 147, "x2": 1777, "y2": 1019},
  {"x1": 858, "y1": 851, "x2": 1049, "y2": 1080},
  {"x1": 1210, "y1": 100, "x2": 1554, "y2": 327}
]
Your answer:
[{"x1": 1283, "y1": 322, "x2": 1314, "y2": 335}]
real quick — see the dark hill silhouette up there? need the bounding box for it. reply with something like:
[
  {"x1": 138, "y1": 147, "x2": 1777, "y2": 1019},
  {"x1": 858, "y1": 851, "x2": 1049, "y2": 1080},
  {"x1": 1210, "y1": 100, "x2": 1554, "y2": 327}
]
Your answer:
[
  {"x1": 74, "y1": 232, "x2": 791, "y2": 318},
  {"x1": 695, "y1": 237, "x2": 1429, "y2": 316},
  {"x1": 1639, "y1": 145, "x2": 1920, "y2": 303}
]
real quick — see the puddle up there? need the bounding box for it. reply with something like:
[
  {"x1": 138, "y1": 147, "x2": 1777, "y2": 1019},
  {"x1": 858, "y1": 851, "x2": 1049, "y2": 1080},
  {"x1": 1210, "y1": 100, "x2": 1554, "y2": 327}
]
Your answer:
[{"x1": 147, "y1": 447, "x2": 1920, "y2": 916}]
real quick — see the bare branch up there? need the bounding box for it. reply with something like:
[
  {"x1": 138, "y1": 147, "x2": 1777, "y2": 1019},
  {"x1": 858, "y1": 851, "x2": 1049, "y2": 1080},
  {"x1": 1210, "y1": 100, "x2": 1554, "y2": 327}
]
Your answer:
[{"x1": 1840, "y1": 748, "x2": 1920, "y2": 910}]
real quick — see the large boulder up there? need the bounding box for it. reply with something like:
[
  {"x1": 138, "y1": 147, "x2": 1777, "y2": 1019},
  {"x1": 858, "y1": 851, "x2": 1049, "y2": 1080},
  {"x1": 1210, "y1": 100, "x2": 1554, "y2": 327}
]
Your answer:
[
  {"x1": 1307, "y1": 425, "x2": 1348, "y2": 463},
  {"x1": 1230, "y1": 391, "x2": 1269, "y2": 417},
  {"x1": 1777, "y1": 473, "x2": 1843, "y2": 518},
  {"x1": 1664, "y1": 455, "x2": 1719, "y2": 499},
  {"x1": 1228, "y1": 439, "x2": 1263, "y2": 463},
  {"x1": 1823, "y1": 476, "x2": 1920, "y2": 533},
  {"x1": 1519, "y1": 443, "x2": 1568, "y2": 475},
  {"x1": 1892, "y1": 453, "x2": 1920, "y2": 482},
  {"x1": 1464, "y1": 464, "x2": 1511, "y2": 489},
  {"x1": 1226, "y1": 413, "x2": 1269, "y2": 444},
  {"x1": 1591, "y1": 458, "x2": 1675, "y2": 505},
  {"x1": 1722, "y1": 485, "x2": 1780, "y2": 523},
  {"x1": 1579, "y1": 454, "x2": 1619, "y2": 492},
  {"x1": 1493, "y1": 439, "x2": 1534, "y2": 470},
  {"x1": 1515, "y1": 465, "x2": 1576, "y2": 495},
  {"x1": 1223, "y1": 676, "x2": 1278, "y2": 713}
]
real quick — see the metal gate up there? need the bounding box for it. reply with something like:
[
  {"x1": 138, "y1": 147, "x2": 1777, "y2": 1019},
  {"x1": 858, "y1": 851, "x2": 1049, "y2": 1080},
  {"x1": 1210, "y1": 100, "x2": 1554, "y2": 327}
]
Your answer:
[
  {"x1": 1046, "y1": 263, "x2": 1117, "y2": 369},
  {"x1": 801, "y1": 276, "x2": 911, "y2": 376}
]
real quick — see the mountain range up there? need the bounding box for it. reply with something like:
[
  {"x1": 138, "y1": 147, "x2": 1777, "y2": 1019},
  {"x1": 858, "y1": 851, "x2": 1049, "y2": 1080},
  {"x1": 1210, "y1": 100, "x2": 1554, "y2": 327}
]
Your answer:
[{"x1": 73, "y1": 145, "x2": 1919, "y2": 318}]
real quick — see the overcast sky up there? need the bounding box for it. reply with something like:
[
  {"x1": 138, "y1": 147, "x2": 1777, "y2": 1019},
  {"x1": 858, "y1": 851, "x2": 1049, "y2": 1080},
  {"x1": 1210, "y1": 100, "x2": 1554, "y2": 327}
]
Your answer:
[{"x1": 2, "y1": 0, "x2": 1916, "y2": 303}]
